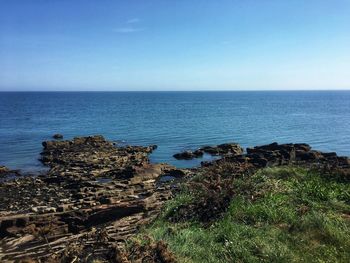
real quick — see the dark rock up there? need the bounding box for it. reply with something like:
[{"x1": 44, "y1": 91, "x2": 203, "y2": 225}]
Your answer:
[
  {"x1": 322, "y1": 152, "x2": 337, "y2": 158},
  {"x1": 200, "y1": 161, "x2": 214, "y2": 167},
  {"x1": 0, "y1": 219, "x2": 14, "y2": 237},
  {"x1": 248, "y1": 154, "x2": 269, "y2": 168},
  {"x1": 15, "y1": 217, "x2": 28, "y2": 227},
  {"x1": 0, "y1": 165, "x2": 20, "y2": 180},
  {"x1": 173, "y1": 150, "x2": 203, "y2": 160},
  {"x1": 53, "y1": 133, "x2": 63, "y2": 139},
  {"x1": 151, "y1": 145, "x2": 158, "y2": 150},
  {"x1": 174, "y1": 142, "x2": 243, "y2": 160},
  {"x1": 336, "y1": 156, "x2": 350, "y2": 167},
  {"x1": 217, "y1": 143, "x2": 244, "y2": 155},
  {"x1": 84, "y1": 205, "x2": 144, "y2": 227},
  {"x1": 295, "y1": 150, "x2": 322, "y2": 161},
  {"x1": 201, "y1": 146, "x2": 220, "y2": 155},
  {"x1": 163, "y1": 169, "x2": 186, "y2": 178},
  {"x1": 247, "y1": 143, "x2": 297, "y2": 165},
  {"x1": 193, "y1": 149, "x2": 204, "y2": 156},
  {"x1": 0, "y1": 166, "x2": 10, "y2": 174},
  {"x1": 57, "y1": 204, "x2": 70, "y2": 212},
  {"x1": 201, "y1": 143, "x2": 243, "y2": 156},
  {"x1": 294, "y1": 143, "x2": 312, "y2": 152},
  {"x1": 245, "y1": 143, "x2": 350, "y2": 170}
]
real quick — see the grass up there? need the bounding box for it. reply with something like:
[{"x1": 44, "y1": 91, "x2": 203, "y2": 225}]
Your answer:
[{"x1": 133, "y1": 166, "x2": 350, "y2": 262}]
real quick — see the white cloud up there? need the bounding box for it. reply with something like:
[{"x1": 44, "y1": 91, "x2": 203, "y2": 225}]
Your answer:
[
  {"x1": 113, "y1": 18, "x2": 142, "y2": 33},
  {"x1": 113, "y1": 27, "x2": 142, "y2": 33}
]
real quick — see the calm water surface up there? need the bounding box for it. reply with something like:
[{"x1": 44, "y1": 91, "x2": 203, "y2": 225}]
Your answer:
[{"x1": 0, "y1": 91, "x2": 349, "y2": 171}]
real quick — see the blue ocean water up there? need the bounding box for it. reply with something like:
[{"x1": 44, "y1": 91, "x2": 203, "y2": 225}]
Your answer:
[{"x1": 0, "y1": 91, "x2": 349, "y2": 172}]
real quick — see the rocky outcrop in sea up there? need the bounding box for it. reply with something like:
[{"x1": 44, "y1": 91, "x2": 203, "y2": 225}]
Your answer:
[{"x1": 173, "y1": 143, "x2": 243, "y2": 160}]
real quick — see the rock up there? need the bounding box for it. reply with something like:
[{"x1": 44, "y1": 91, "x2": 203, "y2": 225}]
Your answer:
[
  {"x1": 30, "y1": 207, "x2": 39, "y2": 213},
  {"x1": 294, "y1": 143, "x2": 312, "y2": 152},
  {"x1": 245, "y1": 142, "x2": 350, "y2": 169},
  {"x1": 173, "y1": 142, "x2": 243, "y2": 160},
  {"x1": 0, "y1": 166, "x2": 10, "y2": 174},
  {"x1": 295, "y1": 150, "x2": 321, "y2": 161},
  {"x1": 151, "y1": 145, "x2": 158, "y2": 150},
  {"x1": 0, "y1": 165, "x2": 20, "y2": 179},
  {"x1": 0, "y1": 135, "x2": 178, "y2": 261},
  {"x1": 45, "y1": 207, "x2": 57, "y2": 213},
  {"x1": 199, "y1": 142, "x2": 243, "y2": 156},
  {"x1": 173, "y1": 150, "x2": 203, "y2": 160},
  {"x1": 57, "y1": 204, "x2": 70, "y2": 212},
  {"x1": 31, "y1": 206, "x2": 57, "y2": 214},
  {"x1": 200, "y1": 146, "x2": 221, "y2": 155},
  {"x1": 40, "y1": 135, "x2": 157, "y2": 175},
  {"x1": 246, "y1": 143, "x2": 296, "y2": 165},
  {"x1": 217, "y1": 143, "x2": 244, "y2": 155},
  {"x1": 207, "y1": 142, "x2": 350, "y2": 174},
  {"x1": 165, "y1": 169, "x2": 186, "y2": 178},
  {"x1": 248, "y1": 154, "x2": 269, "y2": 168},
  {"x1": 53, "y1": 133, "x2": 63, "y2": 139}
]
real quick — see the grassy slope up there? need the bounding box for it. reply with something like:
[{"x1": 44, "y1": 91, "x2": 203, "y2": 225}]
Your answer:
[{"x1": 135, "y1": 167, "x2": 350, "y2": 262}]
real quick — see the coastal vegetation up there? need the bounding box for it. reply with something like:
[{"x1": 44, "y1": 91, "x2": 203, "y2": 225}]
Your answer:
[{"x1": 132, "y1": 165, "x2": 350, "y2": 262}]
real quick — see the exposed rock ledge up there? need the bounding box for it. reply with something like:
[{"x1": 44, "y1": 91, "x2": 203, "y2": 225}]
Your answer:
[
  {"x1": 173, "y1": 143, "x2": 243, "y2": 160},
  {"x1": 0, "y1": 136, "x2": 187, "y2": 262},
  {"x1": 204, "y1": 142, "x2": 350, "y2": 170}
]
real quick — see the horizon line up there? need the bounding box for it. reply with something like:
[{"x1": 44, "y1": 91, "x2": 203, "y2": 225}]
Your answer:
[{"x1": 0, "y1": 89, "x2": 350, "y2": 92}]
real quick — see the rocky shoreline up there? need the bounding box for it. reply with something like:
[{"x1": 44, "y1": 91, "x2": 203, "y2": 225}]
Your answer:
[{"x1": 0, "y1": 136, "x2": 349, "y2": 262}]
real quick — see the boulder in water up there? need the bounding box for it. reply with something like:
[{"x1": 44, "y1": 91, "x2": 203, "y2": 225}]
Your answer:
[
  {"x1": 173, "y1": 150, "x2": 203, "y2": 160},
  {"x1": 53, "y1": 134, "x2": 63, "y2": 139}
]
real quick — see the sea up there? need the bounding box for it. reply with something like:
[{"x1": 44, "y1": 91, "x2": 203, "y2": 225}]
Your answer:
[{"x1": 0, "y1": 91, "x2": 349, "y2": 172}]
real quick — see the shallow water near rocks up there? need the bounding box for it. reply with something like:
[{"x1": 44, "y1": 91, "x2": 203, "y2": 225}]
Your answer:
[
  {"x1": 0, "y1": 91, "x2": 349, "y2": 171},
  {"x1": 158, "y1": 175, "x2": 177, "y2": 183}
]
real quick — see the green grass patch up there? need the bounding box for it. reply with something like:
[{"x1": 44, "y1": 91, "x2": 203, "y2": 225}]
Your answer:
[{"x1": 135, "y1": 166, "x2": 350, "y2": 262}]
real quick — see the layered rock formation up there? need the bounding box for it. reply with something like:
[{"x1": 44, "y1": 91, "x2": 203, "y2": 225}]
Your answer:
[
  {"x1": 173, "y1": 143, "x2": 243, "y2": 160},
  {"x1": 0, "y1": 136, "x2": 185, "y2": 262},
  {"x1": 204, "y1": 142, "x2": 350, "y2": 173}
]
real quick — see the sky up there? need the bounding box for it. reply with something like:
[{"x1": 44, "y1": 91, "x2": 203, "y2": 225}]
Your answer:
[{"x1": 0, "y1": 0, "x2": 350, "y2": 91}]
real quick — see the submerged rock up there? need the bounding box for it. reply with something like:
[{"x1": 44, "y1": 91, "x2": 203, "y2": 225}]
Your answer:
[
  {"x1": 173, "y1": 150, "x2": 203, "y2": 160},
  {"x1": 52, "y1": 133, "x2": 63, "y2": 139}
]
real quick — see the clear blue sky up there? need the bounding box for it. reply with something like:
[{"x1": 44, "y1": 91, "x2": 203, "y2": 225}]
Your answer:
[{"x1": 1, "y1": 0, "x2": 349, "y2": 91}]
